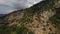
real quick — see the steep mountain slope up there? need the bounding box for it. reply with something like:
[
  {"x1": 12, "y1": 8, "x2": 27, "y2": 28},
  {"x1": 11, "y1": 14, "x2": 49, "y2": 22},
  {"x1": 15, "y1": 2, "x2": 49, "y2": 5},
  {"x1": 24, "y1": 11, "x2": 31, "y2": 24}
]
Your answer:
[{"x1": 0, "y1": 0, "x2": 60, "y2": 34}]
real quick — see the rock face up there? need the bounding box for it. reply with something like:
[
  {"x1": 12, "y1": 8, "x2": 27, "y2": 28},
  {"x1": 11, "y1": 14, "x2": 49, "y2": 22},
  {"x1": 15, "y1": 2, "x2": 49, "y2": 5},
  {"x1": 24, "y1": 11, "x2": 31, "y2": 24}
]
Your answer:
[{"x1": 0, "y1": 0, "x2": 60, "y2": 34}]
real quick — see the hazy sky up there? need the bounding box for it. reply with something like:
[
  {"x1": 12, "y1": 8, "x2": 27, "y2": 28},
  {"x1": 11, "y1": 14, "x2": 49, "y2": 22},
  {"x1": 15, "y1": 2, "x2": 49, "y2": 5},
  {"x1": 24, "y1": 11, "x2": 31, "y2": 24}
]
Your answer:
[{"x1": 0, "y1": 0, "x2": 42, "y2": 14}]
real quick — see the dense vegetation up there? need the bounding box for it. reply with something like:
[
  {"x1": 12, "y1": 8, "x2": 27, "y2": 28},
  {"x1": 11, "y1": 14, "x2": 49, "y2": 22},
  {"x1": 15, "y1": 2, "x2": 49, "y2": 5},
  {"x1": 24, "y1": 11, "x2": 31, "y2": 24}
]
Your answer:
[
  {"x1": 0, "y1": 24, "x2": 34, "y2": 34},
  {"x1": 49, "y1": 8, "x2": 60, "y2": 28}
]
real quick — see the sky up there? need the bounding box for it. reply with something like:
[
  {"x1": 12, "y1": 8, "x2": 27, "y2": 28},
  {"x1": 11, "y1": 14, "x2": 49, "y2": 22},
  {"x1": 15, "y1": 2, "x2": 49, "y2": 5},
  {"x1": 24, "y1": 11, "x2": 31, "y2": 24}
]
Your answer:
[{"x1": 0, "y1": 0, "x2": 42, "y2": 14}]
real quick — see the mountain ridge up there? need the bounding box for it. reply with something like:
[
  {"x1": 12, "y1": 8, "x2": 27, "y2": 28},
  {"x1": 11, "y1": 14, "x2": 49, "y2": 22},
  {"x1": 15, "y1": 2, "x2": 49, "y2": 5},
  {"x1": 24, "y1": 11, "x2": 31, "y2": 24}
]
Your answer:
[{"x1": 0, "y1": 0, "x2": 60, "y2": 34}]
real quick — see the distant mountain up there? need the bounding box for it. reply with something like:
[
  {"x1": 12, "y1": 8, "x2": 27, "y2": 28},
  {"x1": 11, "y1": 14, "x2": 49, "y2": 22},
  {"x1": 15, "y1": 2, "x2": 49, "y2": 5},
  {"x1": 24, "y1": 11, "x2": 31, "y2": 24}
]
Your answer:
[
  {"x1": 0, "y1": 14, "x2": 6, "y2": 16},
  {"x1": 0, "y1": 0, "x2": 60, "y2": 34}
]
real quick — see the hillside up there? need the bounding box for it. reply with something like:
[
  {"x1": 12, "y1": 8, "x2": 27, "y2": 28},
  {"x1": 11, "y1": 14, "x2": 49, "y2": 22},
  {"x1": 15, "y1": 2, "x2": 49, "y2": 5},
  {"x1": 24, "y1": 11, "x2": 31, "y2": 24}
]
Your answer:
[{"x1": 0, "y1": 0, "x2": 60, "y2": 34}]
